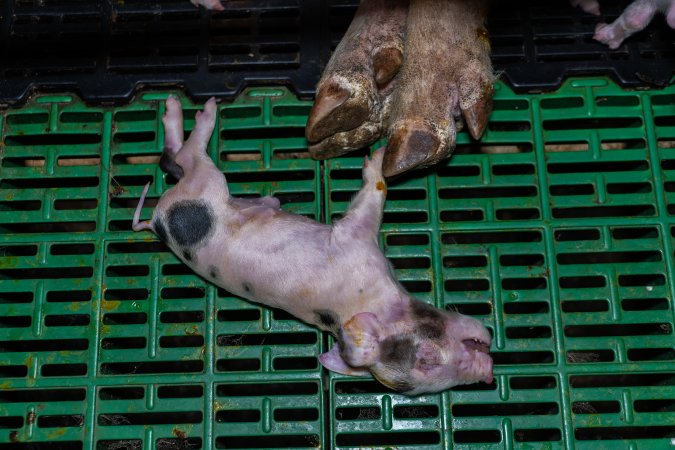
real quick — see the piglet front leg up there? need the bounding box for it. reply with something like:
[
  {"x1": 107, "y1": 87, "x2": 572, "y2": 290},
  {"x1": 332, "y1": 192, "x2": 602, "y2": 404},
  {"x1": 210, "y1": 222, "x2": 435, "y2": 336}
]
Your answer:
[
  {"x1": 573, "y1": 0, "x2": 675, "y2": 49},
  {"x1": 306, "y1": 0, "x2": 408, "y2": 159},
  {"x1": 384, "y1": 0, "x2": 494, "y2": 177}
]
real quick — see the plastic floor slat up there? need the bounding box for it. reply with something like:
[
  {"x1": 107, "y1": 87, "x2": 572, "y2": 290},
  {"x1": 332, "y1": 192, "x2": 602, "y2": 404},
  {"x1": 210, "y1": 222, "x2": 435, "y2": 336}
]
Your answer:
[{"x1": 1, "y1": 78, "x2": 675, "y2": 449}]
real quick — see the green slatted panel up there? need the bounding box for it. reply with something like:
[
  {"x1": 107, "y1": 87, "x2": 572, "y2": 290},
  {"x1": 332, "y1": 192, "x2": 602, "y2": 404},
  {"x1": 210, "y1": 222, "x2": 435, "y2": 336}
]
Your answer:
[
  {"x1": 1, "y1": 78, "x2": 674, "y2": 450},
  {"x1": 325, "y1": 78, "x2": 675, "y2": 450},
  {"x1": 0, "y1": 89, "x2": 324, "y2": 450}
]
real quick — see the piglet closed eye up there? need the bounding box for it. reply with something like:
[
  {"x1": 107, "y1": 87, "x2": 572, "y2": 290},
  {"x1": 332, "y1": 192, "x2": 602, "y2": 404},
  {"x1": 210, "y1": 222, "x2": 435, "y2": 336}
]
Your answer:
[{"x1": 133, "y1": 96, "x2": 493, "y2": 395}]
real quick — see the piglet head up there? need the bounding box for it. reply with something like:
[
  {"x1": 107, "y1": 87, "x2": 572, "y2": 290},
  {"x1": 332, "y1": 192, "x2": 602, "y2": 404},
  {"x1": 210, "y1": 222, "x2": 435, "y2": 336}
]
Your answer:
[{"x1": 319, "y1": 301, "x2": 493, "y2": 396}]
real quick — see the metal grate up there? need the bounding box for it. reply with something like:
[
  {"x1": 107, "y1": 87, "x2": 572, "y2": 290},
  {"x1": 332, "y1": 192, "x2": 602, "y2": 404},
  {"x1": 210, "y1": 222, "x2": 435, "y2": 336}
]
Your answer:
[
  {"x1": 1, "y1": 0, "x2": 673, "y2": 106},
  {"x1": 1, "y1": 77, "x2": 675, "y2": 448}
]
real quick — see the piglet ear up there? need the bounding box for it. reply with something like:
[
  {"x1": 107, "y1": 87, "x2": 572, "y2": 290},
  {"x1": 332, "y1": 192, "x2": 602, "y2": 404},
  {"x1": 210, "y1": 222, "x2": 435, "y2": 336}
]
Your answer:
[
  {"x1": 340, "y1": 312, "x2": 383, "y2": 368},
  {"x1": 318, "y1": 344, "x2": 370, "y2": 377}
]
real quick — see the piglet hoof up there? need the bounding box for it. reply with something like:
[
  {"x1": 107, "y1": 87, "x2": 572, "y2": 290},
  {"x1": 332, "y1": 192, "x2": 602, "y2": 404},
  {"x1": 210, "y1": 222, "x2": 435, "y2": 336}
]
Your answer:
[
  {"x1": 190, "y1": 0, "x2": 224, "y2": 11},
  {"x1": 363, "y1": 147, "x2": 386, "y2": 186},
  {"x1": 196, "y1": 98, "x2": 218, "y2": 126},
  {"x1": 594, "y1": 23, "x2": 623, "y2": 49}
]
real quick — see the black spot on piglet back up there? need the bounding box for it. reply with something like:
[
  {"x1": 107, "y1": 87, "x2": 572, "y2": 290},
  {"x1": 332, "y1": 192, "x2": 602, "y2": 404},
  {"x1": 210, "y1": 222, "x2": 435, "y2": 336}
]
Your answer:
[
  {"x1": 167, "y1": 200, "x2": 215, "y2": 248},
  {"x1": 154, "y1": 217, "x2": 168, "y2": 242},
  {"x1": 183, "y1": 250, "x2": 192, "y2": 262},
  {"x1": 209, "y1": 266, "x2": 218, "y2": 280}
]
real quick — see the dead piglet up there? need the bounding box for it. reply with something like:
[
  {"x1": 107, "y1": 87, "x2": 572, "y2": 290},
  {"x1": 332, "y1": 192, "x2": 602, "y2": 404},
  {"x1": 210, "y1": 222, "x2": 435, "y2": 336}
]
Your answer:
[
  {"x1": 133, "y1": 97, "x2": 492, "y2": 395},
  {"x1": 384, "y1": 0, "x2": 493, "y2": 177},
  {"x1": 572, "y1": 0, "x2": 675, "y2": 48},
  {"x1": 306, "y1": 0, "x2": 408, "y2": 159}
]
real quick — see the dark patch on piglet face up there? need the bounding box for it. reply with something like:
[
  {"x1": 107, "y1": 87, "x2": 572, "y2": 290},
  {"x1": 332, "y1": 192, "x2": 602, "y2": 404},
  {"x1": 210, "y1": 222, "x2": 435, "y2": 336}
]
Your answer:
[
  {"x1": 402, "y1": 312, "x2": 493, "y2": 395},
  {"x1": 324, "y1": 308, "x2": 493, "y2": 395},
  {"x1": 182, "y1": 250, "x2": 193, "y2": 262},
  {"x1": 166, "y1": 200, "x2": 215, "y2": 248},
  {"x1": 362, "y1": 304, "x2": 492, "y2": 395},
  {"x1": 379, "y1": 335, "x2": 416, "y2": 368},
  {"x1": 411, "y1": 300, "x2": 446, "y2": 342},
  {"x1": 410, "y1": 299, "x2": 443, "y2": 321},
  {"x1": 209, "y1": 266, "x2": 218, "y2": 280},
  {"x1": 417, "y1": 321, "x2": 444, "y2": 340}
]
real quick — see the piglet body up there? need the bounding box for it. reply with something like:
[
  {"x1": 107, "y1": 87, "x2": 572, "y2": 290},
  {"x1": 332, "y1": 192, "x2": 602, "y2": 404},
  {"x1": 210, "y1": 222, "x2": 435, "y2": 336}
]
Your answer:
[{"x1": 133, "y1": 97, "x2": 493, "y2": 395}]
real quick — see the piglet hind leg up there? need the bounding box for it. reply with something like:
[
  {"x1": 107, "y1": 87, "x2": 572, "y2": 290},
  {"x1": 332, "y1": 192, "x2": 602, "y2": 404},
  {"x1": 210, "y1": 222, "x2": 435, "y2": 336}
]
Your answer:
[
  {"x1": 159, "y1": 96, "x2": 220, "y2": 186},
  {"x1": 159, "y1": 96, "x2": 186, "y2": 180},
  {"x1": 384, "y1": 0, "x2": 494, "y2": 177},
  {"x1": 172, "y1": 98, "x2": 218, "y2": 175},
  {"x1": 133, "y1": 97, "x2": 221, "y2": 233},
  {"x1": 594, "y1": 0, "x2": 659, "y2": 49}
]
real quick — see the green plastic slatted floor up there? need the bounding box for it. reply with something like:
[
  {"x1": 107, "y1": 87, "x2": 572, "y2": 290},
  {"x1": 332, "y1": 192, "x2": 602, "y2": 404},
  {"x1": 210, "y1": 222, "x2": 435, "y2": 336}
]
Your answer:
[{"x1": 1, "y1": 77, "x2": 674, "y2": 449}]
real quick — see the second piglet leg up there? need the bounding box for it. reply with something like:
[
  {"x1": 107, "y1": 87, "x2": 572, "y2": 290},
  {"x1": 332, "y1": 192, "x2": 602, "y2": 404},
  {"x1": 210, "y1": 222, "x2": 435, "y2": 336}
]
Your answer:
[
  {"x1": 594, "y1": 0, "x2": 674, "y2": 49},
  {"x1": 384, "y1": 0, "x2": 493, "y2": 177},
  {"x1": 174, "y1": 98, "x2": 218, "y2": 181},
  {"x1": 159, "y1": 96, "x2": 186, "y2": 180},
  {"x1": 306, "y1": 0, "x2": 408, "y2": 159}
]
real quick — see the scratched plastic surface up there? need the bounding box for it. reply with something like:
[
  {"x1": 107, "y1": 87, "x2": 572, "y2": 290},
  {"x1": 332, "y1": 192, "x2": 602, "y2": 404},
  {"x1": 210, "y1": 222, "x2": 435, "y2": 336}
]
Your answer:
[{"x1": 1, "y1": 78, "x2": 675, "y2": 449}]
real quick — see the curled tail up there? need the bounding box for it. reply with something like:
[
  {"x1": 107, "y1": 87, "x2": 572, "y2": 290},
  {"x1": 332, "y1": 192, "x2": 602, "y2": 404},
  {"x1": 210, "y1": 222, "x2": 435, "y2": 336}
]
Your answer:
[{"x1": 132, "y1": 182, "x2": 154, "y2": 232}]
